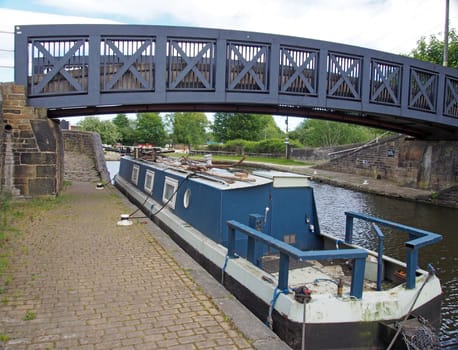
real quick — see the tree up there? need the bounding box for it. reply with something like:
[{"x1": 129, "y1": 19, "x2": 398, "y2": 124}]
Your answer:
[
  {"x1": 112, "y1": 113, "x2": 136, "y2": 145},
  {"x1": 112, "y1": 113, "x2": 130, "y2": 129},
  {"x1": 134, "y1": 112, "x2": 167, "y2": 146},
  {"x1": 77, "y1": 117, "x2": 120, "y2": 145},
  {"x1": 168, "y1": 112, "x2": 209, "y2": 149},
  {"x1": 410, "y1": 28, "x2": 458, "y2": 68},
  {"x1": 212, "y1": 113, "x2": 275, "y2": 142},
  {"x1": 289, "y1": 119, "x2": 383, "y2": 147}
]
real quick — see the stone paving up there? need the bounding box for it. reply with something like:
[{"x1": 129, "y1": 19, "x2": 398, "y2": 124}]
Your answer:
[{"x1": 0, "y1": 182, "x2": 287, "y2": 350}]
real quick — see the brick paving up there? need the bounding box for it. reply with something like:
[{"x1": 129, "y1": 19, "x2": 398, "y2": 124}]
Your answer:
[{"x1": 0, "y1": 182, "x2": 280, "y2": 350}]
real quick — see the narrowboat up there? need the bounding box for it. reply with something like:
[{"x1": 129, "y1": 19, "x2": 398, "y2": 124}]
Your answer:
[{"x1": 114, "y1": 154, "x2": 442, "y2": 350}]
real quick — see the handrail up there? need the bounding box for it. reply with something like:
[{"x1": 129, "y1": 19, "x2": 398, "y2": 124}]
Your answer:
[
  {"x1": 344, "y1": 211, "x2": 442, "y2": 289},
  {"x1": 13, "y1": 24, "x2": 458, "y2": 140},
  {"x1": 227, "y1": 220, "x2": 368, "y2": 299}
]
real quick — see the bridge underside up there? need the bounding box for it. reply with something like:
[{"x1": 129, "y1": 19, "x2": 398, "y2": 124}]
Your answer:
[
  {"x1": 14, "y1": 24, "x2": 458, "y2": 140},
  {"x1": 47, "y1": 103, "x2": 456, "y2": 140}
]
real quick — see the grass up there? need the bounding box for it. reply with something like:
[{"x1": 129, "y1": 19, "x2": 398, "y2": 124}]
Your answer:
[
  {"x1": 189, "y1": 154, "x2": 312, "y2": 166},
  {"x1": 23, "y1": 310, "x2": 36, "y2": 321},
  {"x1": 0, "y1": 190, "x2": 68, "y2": 294}
]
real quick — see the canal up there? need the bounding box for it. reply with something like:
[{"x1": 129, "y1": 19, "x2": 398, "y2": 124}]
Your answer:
[{"x1": 107, "y1": 161, "x2": 457, "y2": 348}]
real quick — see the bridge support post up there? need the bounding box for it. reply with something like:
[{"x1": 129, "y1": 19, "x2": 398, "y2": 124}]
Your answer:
[{"x1": 0, "y1": 83, "x2": 64, "y2": 198}]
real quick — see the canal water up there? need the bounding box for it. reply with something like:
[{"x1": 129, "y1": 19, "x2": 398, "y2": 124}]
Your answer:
[{"x1": 106, "y1": 161, "x2": 457, "y2": 348}]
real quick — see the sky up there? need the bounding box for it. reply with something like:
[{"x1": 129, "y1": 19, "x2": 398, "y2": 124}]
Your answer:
[{"x1": 0, "y1": 0, "x2": 457, "y2": 130}]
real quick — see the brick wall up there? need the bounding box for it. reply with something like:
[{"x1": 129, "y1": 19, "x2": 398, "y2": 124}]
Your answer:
[{"x1": 0, "y1": 83, "x2": 63, "y2": 197}]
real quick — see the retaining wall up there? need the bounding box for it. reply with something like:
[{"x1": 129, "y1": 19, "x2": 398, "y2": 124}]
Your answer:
[
  {"x1": 0, "y1": 83, "x2": 63, "y2": 197},
  {"x1": 63, "y1": 130, "x2": 110, "y2": 183},
  {"x1": 316, "y1": 135, "x2": 458, "y2": 192}
]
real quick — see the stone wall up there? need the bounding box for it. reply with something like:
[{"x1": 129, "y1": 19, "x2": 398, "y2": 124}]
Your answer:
[
  {"x1": 317, "y1": 135, "x2": 458, "y2": 191},
  {"x1": 62, "y1": 131, "x2": 110, "y2": 183},
  {"x1": 0, "y1": 83, "x2": 63, "y2": 197}
]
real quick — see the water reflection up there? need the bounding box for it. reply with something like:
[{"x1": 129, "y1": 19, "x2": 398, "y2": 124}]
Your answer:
[{"x1": 311, "y1": 181, "x2": 458, "y2": 347}]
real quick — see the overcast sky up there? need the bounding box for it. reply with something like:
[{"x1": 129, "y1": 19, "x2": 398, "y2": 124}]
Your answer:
[{"x1": 0, "y1": 0, "x2": 457, "y2": 129}]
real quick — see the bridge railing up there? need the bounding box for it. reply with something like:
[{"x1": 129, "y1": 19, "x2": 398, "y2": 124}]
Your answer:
[{"x1": 13, "y1": 25, "x2": 458, "y2": 138}]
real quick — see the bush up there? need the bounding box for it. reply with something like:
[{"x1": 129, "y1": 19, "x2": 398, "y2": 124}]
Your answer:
[{"x1": 207, "y1": 138, "x2": 303, "y2": 155}]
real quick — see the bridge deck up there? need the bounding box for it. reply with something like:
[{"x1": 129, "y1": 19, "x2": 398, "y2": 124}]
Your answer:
[{"x1": 13, "y1": 24, "x2": 458, "y2": 140}]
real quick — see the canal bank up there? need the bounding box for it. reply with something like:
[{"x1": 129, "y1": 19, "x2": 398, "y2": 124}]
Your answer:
[
  {"x1": 0, "y1": 181, "x2": 289, "y2": 350},
  {"x1": 240, "y1": 161, "x2": 457, "y2": 209}
]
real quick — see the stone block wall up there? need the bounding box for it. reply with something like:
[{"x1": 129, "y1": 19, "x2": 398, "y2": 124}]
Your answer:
[
  {"x1": 62, "y1": 131, "x2": 110, "y2": 183},
  {"x1": 0, "y1": 83, "x2": 64, "y2": 197},
  {"x1": 317, "y1": 135, "x2": 458, "y2": 191}
]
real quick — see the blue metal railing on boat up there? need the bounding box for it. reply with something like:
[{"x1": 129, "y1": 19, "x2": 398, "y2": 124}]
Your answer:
[
  {"x1": 344, "y1": 211, "x2": 442, "y2": 289},
  {"x1": 227, "y1": 220, "x2": 368, "y2": 299}
]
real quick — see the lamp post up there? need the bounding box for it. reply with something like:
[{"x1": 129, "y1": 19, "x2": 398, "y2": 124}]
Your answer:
[
  {"x1": 444, "y1": 0, "x2": 450, "y2": 67},
  {"x1": 285, "y1": 116, "x2": 289, "y2": 159}
]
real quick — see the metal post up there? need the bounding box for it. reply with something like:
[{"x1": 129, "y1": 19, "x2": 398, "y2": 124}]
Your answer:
[
  {"x1": 444, "y1": 0, "x2": 450, "y2": 67},
  {"x1": 278, "y1": 252, "x2": 290, "y2": 291},
  {"x1": 350, "y1": 257, "x2": 366, "y2": 299},
  {"x1": 406, "y1": 247, "x2": 418, "y2": 289},
  {"x1": 228, "y1": 226, "x2": 236, "y2": 257},
  {"x1": 345, "y1": 214, "x2": 354, "y2": 243}
]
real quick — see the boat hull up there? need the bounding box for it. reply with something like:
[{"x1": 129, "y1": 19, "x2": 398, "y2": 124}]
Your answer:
[{"x1": 115, "y1": 170, "x2": 442, "y2": 350}]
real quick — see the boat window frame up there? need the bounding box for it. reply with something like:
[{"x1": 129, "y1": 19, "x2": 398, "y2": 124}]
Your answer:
[
  {"x1": 162, "y1": 176, "x2": 179, "y2": 209},
  {"x1": 131, "y1": 165, "x2": 140, "y2": 185},
  {"x1": 144, "y1": 170, "x2": 155, "y2": 193},
  {"x1": 183, "y1": 188, "x2": 191, "y2": 208}
]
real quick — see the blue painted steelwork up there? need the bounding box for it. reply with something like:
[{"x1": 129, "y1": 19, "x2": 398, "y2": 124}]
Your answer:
[
  {"x1": 227, "y1": 220, "x2": 368, "y2": 299},
  {"x1": 344, "y1": 211, "x2": 442, "y2": 289},
  {"x1": 371, "y1": 223, "x2": 384, "y2": 291},
  {"x1": 13, "y1": 24, "x2": 458, "y2": 140}
]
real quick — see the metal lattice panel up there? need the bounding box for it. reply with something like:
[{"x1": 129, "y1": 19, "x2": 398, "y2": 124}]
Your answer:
[
  {"x1": 409, "y1": 67, "x2": 438, "y2": 113},
  {"x1": 279, "y1": 46, "x2": 318, "y2": 95},
  {"x1": 101, "y1": 37, "x2": 155, "y2": 92},
  {"x1": 227, "y1": 42, "x2": 270, "y2": 91},
  {"x1": 327, "y1": 52, "x2": 362, "y2": 100},
  {"x1": 167, "y1": 39, "x2": 215, "y2": 90},
  {"x1": 444, "y1": 76, "x2": 458, "y2": 118},
  {"x1": 14, "y1": 25, "x2": 458, "y2": 140},
  {"x1": 370, "y1": 59, "x2": 401, "y2": 106},
  {"x1": 29, "y1": 37, "x2": 89, "y2": 95}
]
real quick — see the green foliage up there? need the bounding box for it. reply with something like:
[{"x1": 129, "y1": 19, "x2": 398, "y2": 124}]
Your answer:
[
  {"x1": 409, "y1": 28, "x2": 458, "y2": 68},
  {"x1": 212, "y1": 113, "x2": 280, "y2": 142},
  {"x1": 112, "y1": 114, "x2": 137, "y2": 144},
  {"x1": 168, "y1": 112, "x2": 209, "y2": 147},
  {"x1": 289, "y1": 119, "x2": 384, "y2": 147},
  {"x1": 23, "y1": 310, "x2": 36, "y2": 321},
  {"x1": 208, "y1": 138, "x2": 301, "y2": 155},
  {"x1": 112, "y1": 113, "x2": 130, "y2": 129},
  {"x1": 77, "y1": 117, "x2": 120, "y2": 145},
  {"x1": 134, "y1": 113, "x2": 167, "y2": 146}
]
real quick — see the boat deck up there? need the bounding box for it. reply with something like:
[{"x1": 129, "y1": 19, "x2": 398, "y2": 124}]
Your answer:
[{"x1": 262, "y1": 255, "x2": 400, "y2": 296}]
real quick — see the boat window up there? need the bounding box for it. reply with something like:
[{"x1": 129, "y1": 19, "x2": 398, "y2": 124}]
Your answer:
[
  {"x1": 183, "y1": 188, "x2": 191, "y2": 208},
  {"x1": 144, "y1": 170, "x2": 155, "y2": 193},
  {"x1": 162, "y1": 177, "x2": 178, "y2": 209},
  {"x1": 131, "y1": 165, "x2": 139, "y2": 185}
]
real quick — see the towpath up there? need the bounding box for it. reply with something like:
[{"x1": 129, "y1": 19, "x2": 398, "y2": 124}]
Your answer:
[{"x1": 0, "y1": 182, "x2": 289, "y2": 350}]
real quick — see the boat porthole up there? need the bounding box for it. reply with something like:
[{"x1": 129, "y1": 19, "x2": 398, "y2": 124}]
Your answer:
[{"x1": 183, "y1": 188, "x2": 191, "y2": 208}]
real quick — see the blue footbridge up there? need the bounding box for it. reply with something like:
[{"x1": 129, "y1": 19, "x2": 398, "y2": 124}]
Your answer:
[{"x1": 13, "y1": 24, "x2": 458, "y2": 140}]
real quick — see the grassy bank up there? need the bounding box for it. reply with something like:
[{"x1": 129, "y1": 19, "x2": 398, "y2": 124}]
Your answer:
[{"x1": 189, "y1": 154, "x2": 312, "y2": 166}]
